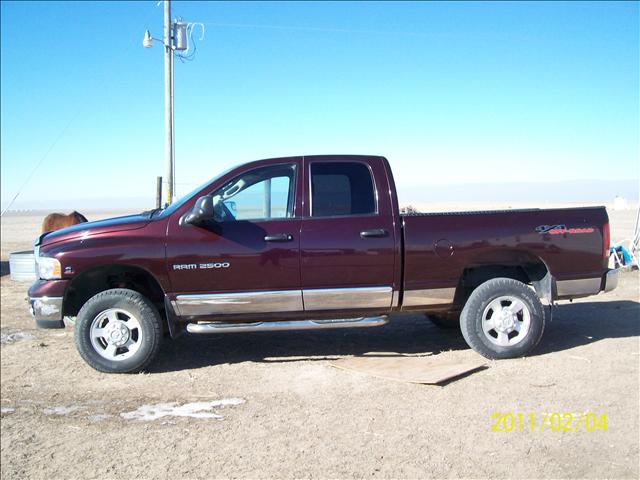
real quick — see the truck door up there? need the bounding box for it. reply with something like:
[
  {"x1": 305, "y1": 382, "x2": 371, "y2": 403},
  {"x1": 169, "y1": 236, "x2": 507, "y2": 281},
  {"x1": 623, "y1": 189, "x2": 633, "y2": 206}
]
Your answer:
[
  {"x1": 300, "y1": 156, "x2": 397, "y2": 312},
  {"x1": 166, "y1": 161, "x2": 303, "y2": 317}
]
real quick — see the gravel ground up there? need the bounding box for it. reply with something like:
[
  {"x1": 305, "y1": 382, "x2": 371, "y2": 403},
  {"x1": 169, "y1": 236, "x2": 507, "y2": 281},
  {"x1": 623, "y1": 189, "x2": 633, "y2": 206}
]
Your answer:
[{"x1": 1, "y1": 209, "x2": 638, "y2": 479}]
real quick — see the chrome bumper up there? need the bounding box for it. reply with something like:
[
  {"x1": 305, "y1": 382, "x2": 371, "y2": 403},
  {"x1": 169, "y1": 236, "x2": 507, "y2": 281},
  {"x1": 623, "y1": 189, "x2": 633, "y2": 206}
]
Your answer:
[
  {"x1": 555, "y1": 269, "x2": 619, "y2": 299},
  {"x1": 29, "y1": 296, "x2": 64, "y2": 328},
  {"x1": 603, "y1": 268, "x2": 619, "y2": 293}
]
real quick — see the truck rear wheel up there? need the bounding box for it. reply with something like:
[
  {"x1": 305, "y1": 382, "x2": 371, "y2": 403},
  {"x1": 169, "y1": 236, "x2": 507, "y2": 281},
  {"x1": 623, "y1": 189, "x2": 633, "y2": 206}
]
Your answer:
[
  {"x1": 460, "y1": 278, "x2": 545, "y2": 359},
  {"x1": 74, "y1": 289, "x2": 163, "y2": 373}
]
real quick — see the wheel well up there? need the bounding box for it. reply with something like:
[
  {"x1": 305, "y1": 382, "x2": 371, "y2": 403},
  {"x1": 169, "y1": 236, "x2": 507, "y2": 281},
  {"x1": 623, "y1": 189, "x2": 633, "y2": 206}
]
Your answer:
[
  {"x1": 63, "y1": 265, "x2": 165, "y2": 317},
  {"x1": 454, "y1": 254, "x2": 551, "y2": 308}
]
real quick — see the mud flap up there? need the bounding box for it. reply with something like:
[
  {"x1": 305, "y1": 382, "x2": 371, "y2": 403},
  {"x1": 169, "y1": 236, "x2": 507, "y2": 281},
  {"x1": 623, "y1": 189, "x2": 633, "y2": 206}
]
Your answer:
[{"x1": 164, "y1": 296, "x2": 185, "y2": 339}]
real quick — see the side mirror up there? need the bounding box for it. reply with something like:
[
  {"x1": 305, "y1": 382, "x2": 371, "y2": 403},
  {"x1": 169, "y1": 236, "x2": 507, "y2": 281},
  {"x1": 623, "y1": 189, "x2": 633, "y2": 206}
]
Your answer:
[{"x1": 183, "y1": 195, "x2": 215, "y2": 225}]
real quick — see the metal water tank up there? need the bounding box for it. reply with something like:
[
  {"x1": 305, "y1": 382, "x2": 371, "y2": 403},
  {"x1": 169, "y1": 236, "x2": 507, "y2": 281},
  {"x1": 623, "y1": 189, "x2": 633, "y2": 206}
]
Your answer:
[{"x1": 9, "y1": 250, "x2": 36, "y2": 282}]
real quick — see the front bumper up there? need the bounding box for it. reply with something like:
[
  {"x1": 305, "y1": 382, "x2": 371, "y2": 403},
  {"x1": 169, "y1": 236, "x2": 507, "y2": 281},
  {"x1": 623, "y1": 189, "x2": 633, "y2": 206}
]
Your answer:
[
  {"x1": 29, "y1": 297, "x2": 64, "y2": 328},
  {"x1": 28, "y1": 279, "x2": 69, "y2": 329},
  {"x1": 603, "y1": 268, "x2": 619, "y2": 293}
]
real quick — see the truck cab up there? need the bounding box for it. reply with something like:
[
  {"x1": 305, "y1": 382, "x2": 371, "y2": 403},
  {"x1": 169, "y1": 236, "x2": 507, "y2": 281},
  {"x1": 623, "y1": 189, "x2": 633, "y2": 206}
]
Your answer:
[{"x1": 166, "y1": 155, "x2": 400, "y2": 321}]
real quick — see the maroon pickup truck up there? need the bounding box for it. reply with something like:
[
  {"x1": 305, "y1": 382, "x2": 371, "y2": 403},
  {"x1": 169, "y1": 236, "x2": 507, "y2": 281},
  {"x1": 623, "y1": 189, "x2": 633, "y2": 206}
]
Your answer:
[{"x1": 28, "y1": 155, "x2": 618, "y2": 373}]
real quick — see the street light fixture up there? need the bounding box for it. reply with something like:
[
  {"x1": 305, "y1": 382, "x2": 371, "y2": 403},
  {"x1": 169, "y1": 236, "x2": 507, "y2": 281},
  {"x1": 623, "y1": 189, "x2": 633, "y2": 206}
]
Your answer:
[{"x1": 142, "y1": 30, "x2": 154, "y2": 49}]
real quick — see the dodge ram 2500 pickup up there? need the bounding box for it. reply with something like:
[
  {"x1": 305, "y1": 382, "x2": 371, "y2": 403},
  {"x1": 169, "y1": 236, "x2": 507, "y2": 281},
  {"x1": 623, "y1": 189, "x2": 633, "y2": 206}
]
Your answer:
[{"x1": 28, "y1": 155, "x2": 618, "y2": 373}]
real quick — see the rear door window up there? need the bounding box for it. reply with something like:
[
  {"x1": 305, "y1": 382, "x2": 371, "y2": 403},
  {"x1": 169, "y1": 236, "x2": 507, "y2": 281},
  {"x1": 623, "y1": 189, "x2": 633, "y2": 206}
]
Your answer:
[{"x1": 310, "y1": 162, "x2": 376, "y2": 217}]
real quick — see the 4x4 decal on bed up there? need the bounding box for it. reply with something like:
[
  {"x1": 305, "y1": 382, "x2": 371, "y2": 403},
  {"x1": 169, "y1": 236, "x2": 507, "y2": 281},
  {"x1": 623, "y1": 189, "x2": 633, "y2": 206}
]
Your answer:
[{"x1": 535, "y1": 224, "x2": 595, "y2": 235}]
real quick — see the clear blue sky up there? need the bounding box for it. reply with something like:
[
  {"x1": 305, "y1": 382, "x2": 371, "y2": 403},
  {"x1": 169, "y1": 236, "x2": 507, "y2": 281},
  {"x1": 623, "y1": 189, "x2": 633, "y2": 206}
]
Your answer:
[{"x1": 1, "y1": 1, "x2": 638, "y2": 209}]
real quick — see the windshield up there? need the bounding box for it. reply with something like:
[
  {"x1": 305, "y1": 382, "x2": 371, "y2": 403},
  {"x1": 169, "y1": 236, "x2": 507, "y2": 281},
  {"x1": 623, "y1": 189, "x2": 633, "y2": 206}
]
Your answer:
[{"x1": 157, "y1": 165, "x2": 236, "y2": 218}]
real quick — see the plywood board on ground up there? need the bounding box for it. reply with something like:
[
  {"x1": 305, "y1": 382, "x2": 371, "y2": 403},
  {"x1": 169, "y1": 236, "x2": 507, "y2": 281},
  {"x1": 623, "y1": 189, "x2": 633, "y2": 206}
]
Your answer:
[{"x1": 330, "y1": 351, "x2": 487, "y2": 384}]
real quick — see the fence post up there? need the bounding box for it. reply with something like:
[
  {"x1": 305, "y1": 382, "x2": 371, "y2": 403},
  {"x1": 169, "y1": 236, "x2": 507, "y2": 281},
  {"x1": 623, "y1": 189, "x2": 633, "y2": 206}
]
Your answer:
[{"x1": 156, "y1": 176, "x2": 163, "y2": 209}]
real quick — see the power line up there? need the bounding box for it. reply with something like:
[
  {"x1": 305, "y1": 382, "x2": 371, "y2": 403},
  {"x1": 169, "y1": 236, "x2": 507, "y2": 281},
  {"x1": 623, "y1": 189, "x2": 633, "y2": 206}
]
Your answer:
[
  {"x1": 202, "y1": 22, "x2": 443, "y2": 39},
  {"x1": 1, "y1": 4, "x2": 159, "y2": 216},
  {"x1": 1, "y1": 113, "x2": 79, "y2": 216}
]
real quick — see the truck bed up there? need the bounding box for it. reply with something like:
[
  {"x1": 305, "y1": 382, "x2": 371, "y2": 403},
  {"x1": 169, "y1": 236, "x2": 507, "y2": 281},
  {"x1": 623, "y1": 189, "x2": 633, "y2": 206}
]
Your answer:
[{"x1": 401, "y1": 206, "x2": 609, "y2": 307}]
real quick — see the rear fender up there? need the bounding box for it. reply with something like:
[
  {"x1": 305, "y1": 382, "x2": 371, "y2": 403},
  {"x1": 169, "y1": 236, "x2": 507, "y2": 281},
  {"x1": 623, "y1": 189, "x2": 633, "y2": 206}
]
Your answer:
[{"x1": 460, "y1": 249, "x2": 553, "y2": 302}]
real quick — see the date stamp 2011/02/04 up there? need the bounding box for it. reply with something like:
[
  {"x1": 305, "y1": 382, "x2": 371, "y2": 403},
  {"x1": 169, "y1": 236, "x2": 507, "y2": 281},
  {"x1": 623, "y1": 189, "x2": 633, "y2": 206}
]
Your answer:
[{"x1": 491, "y1": 412, "x2": 607, "y2": 432}]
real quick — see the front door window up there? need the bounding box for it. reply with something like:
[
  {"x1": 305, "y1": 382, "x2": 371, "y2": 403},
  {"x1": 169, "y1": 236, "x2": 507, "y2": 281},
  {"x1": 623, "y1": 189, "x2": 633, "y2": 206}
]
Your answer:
[{"x1": 212, "y1": 165, "x2": 296, "y2": 222}]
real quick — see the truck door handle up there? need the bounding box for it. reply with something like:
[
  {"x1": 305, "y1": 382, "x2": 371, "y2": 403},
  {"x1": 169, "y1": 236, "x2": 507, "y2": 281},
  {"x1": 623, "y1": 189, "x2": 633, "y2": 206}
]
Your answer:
[
  {"x1": 264, "y1": 233, "x2": 293, "y2": 242},
  {"x1": 360, "y1": 229, "x2": 388, "y2": 238}
]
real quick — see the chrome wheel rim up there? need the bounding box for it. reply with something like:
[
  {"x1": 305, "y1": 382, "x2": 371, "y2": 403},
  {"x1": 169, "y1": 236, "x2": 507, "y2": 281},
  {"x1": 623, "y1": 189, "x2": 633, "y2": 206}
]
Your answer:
[
  {"x1": 481, "y1": 296, "x2": 531, "y2": 347},
  {"x1": 90, "y1": 308, "x2": 143, "y2": 361}
]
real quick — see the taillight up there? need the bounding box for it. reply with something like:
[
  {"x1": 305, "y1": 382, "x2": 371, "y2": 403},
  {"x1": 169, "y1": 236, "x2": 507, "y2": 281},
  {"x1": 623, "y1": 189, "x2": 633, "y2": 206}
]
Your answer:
[{"x1": 603, "y1": 221, "x2": 610, "y2": 259}]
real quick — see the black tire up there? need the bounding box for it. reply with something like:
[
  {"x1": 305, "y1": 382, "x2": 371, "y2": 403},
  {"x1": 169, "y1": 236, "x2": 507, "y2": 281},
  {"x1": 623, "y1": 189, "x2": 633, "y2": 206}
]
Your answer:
[
  {"x1": 74, "y1": 288, "x2": 163, "y2": 373},
  {"x1": 427, "y1": 311, "x2": 460, "y2": 330},
  {"x1": 460, "y1": 278, "x2": 545, "y2": 359}
]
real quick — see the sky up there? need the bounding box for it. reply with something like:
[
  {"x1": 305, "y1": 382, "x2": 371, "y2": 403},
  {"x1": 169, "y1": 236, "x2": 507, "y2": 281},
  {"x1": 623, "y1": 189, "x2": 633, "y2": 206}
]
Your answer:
[{"x1": 1, "y1": 1, "x2": 638, "y2": 210}]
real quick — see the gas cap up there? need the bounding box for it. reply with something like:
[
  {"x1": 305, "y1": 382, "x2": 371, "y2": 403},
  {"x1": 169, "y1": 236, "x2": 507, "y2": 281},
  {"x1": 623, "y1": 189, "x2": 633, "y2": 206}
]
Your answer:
[{"x1": 434, "y1": 239, "x2": 454, "y2": 258}]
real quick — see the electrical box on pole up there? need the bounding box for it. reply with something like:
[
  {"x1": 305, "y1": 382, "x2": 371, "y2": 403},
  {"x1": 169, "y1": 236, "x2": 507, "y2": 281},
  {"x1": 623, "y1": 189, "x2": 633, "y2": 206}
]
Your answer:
[{"x1": 173, "y1": 20, "x2": 189, "y2": 51}]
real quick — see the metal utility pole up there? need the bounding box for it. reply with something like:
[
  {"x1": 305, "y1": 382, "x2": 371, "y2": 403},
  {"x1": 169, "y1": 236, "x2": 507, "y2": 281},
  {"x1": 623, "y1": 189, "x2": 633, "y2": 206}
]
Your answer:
[
  {"x1": 144, "y1": 2, "x2": 201, "y2": 206},
  {"x1": 263, "y1": 179, "x2": 272, "y2": 218},
  {"x1": 163, "y1": 0, "x2": 174, "y2": 206}
]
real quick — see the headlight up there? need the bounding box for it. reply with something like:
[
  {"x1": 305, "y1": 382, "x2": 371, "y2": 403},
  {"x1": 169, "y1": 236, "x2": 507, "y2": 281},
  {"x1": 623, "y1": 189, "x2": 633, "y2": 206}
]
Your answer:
[{"x1": 37, "y1": 257, "x2": 61, "y2": 280}]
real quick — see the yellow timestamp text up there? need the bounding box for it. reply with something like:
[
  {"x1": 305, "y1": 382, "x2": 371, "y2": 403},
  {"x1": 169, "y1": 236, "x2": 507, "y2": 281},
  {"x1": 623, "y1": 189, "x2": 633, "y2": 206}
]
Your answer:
[{"x1": 491, "y1": 412, "x2": 607, "y2": 432}]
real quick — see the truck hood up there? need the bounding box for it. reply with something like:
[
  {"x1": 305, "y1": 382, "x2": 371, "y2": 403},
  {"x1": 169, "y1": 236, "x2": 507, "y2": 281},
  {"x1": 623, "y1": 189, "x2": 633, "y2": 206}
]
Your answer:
[{"x1": 39, "y1": 214, "x2": 151, "y2": 247}]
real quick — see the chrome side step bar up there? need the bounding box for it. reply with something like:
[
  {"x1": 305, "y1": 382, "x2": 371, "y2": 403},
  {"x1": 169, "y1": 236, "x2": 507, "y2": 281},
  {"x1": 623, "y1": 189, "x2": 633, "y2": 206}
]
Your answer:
[{"x1": 186, "y1": 316, "x2": 389, "y2": 334}]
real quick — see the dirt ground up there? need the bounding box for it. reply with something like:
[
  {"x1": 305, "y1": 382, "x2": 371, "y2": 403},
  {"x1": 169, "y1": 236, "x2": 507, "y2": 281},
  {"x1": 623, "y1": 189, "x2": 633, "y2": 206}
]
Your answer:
[{"x1": 1, "y1": 208, "x2": 639, "y2": 479}]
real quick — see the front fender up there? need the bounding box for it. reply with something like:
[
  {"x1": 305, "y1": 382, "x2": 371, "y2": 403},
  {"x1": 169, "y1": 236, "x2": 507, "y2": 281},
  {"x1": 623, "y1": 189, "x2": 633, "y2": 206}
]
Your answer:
[{"x1": 39, "y1": 222, "x2": 170, "y2": 293}]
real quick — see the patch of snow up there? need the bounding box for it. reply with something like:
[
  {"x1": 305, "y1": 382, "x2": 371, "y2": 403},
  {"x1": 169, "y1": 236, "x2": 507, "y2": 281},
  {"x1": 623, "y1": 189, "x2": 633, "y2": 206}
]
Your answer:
[
  {"x1": 120, "y1": 398, "x2": 245, "y2": 421},
  {"x1": 43, "y1": 406, "x2": 83, "y2": 416},
  {"x1": 0, "y1": 331, "x2": 35, "y2": 345},
  {"x1": 1, "y1": 407, "x2": 16, "y2": 414},
  {"x1": 87, "y1": 413, "x2": 113, "y2": 423}
]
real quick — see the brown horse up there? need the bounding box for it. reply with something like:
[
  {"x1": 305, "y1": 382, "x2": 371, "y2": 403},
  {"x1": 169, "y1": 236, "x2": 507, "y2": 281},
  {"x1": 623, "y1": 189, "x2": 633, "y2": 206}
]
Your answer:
[{"x1": 42, "y1": 211, "x2": 88, "y2": 233}]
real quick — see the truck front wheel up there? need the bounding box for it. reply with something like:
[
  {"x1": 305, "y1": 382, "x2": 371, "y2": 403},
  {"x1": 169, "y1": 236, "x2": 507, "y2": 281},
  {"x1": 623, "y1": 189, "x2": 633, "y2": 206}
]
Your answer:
[
  {"x1": 460, "y1": 278, "x2": 545, "y2": 359},
  {"x1": 74, "y1": 289, "x2": 163, "y2": 373}
]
